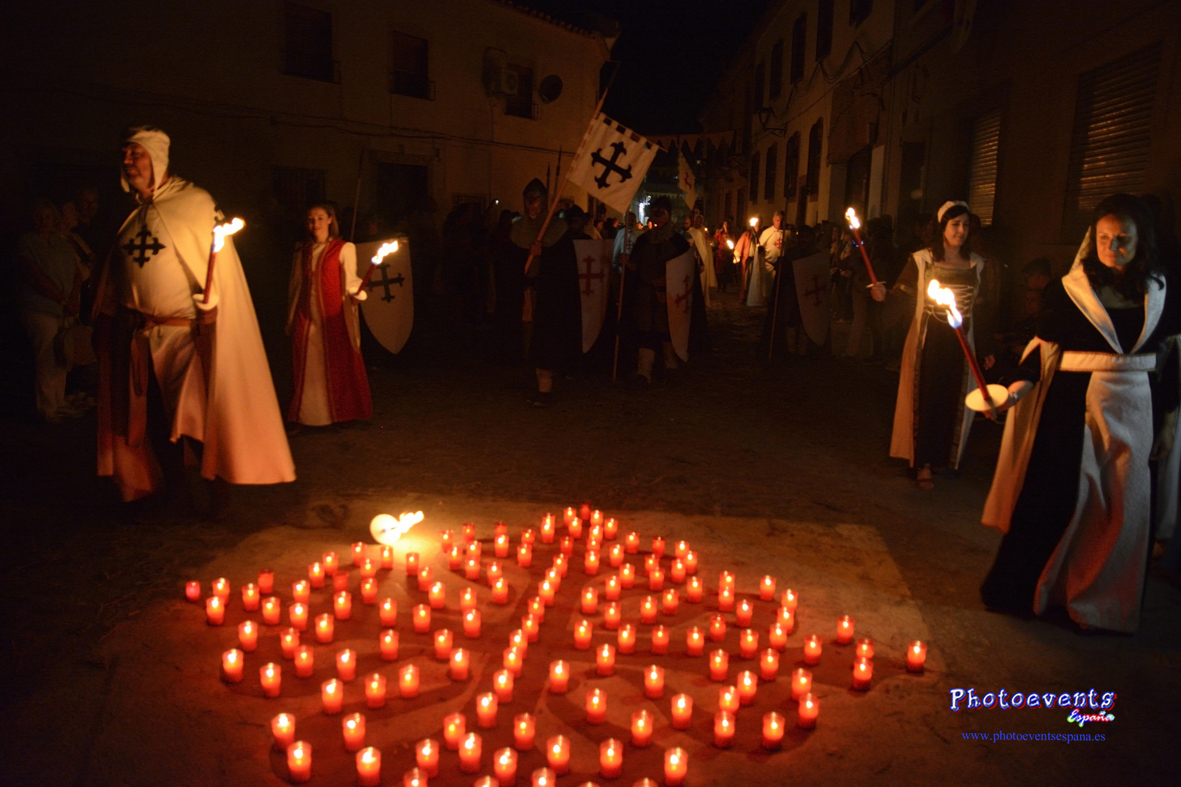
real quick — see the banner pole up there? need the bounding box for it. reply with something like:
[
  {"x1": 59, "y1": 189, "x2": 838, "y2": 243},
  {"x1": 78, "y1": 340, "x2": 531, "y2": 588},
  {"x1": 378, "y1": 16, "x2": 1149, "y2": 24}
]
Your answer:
[
  {"x1": 524, "y1": 63, "x2": 621, "y2": 275},
  {"x1": 612, "y1": 218, "x2": 631, "y2": 381}
]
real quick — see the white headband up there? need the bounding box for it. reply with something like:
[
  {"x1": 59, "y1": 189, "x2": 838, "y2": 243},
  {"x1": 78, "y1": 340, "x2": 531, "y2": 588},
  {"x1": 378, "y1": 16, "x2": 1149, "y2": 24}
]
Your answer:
[
  {"x1": 121, "y1": 127, "x2": 170, "y2": 193},
  {"x1": 937, "y1": 200, "x2": 970, "y2": 223}
]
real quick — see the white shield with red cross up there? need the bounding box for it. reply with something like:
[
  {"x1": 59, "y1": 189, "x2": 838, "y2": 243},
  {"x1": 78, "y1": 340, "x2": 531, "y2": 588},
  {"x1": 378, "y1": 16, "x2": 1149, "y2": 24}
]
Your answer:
[
  {"x1": 792, "y1": 249, "x2": 831, "y2": 346},
  {"x1": 355, "y1": 238, "x2": 414, "y2": 354},
  {"x1": 665, "y1": 248, "x2": 696, "y2": 362},
  {"x1": 573, "y1": 239, "x2": 613, "y2": 352}
]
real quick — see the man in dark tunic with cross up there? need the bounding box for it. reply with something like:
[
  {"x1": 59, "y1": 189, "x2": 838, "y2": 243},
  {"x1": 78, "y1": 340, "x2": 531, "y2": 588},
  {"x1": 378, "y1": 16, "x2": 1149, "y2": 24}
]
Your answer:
[{"x1": 629, "y1": 196, "x2": 690, "y2": 383}]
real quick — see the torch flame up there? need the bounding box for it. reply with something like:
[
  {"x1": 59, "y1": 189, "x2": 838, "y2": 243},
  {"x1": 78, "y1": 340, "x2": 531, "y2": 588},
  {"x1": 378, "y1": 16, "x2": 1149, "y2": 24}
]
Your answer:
[
  {"x1": 927, "y1": 279, "x2": 963, "y2": 329},
  {"x1": 371, "y1": 240, "x2": 400, "y2": 267},
  {"x1": 370, "y1": 510, "x2": 424, "y2": 545},
  {"x1": 749, "y1": 217, "x2": 758, "y2": 227},
  {"x1": 845, "y1": 208, "x2": 861, "y2": 231},
  {"x1": 726, "y1": 239, "x2": 735, "y2": 249},
  {"x1": 212, "y1": 217, "x2": 245, "y2": 253}
]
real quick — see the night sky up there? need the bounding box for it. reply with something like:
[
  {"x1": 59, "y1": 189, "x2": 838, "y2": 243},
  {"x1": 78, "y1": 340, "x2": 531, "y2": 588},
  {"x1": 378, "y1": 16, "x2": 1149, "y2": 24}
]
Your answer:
[{"x1": 516, "y1": 0, "x2": 771, "y2": 134}]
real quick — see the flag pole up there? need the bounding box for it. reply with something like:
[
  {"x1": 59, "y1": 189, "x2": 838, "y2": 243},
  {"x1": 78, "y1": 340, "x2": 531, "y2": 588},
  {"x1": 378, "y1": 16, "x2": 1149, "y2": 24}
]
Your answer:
[
  {"x1": 612, "y1": 217, "x2": 631, "y2": 381},
  {"x1": 524, "y1": 63, "x2": 621, "y2": 275},
  {"x1": 349, "y1": 147, "x2": 365, "y2": 241}
]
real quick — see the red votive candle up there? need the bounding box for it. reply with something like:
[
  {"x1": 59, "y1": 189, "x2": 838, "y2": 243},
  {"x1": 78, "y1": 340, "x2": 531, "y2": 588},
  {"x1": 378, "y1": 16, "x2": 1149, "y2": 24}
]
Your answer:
[
  {"x1": 443, "y1": 713, "x2": 465, "y2": 750},
  {"x1": 587, "y1": 688, "x2": 607, "y2": 723},
  {"x1": 763, "y1": 711, "x2": 785, "y2": 749},
  {"x1": 671, "y1": 693, "x2": 693, "y2": 729},
  {"x1": 714, "y1": 710, "x2": 735, "y2": 747},
  {"x1": 321, "y1": 678, "x2": 343, "y2": 714},
  {"x1": 342, "y1": 712, "x2": 365, "y2": 751},
  {"x1": 709, "y1": 649, "x2": 729, "y2": 681},
  {"x1": 513, "y1": 713, "x2": 536, "y2": 750},
  {"x1": 652, "y1": 624, "x2": 669, "y2": 654}
]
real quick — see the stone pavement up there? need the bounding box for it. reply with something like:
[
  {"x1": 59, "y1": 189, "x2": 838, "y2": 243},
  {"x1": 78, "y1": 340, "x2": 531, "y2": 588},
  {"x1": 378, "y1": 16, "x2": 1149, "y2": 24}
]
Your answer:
[{"x1": 0, "y1": 292, "x2": 1178, "y2": 786}]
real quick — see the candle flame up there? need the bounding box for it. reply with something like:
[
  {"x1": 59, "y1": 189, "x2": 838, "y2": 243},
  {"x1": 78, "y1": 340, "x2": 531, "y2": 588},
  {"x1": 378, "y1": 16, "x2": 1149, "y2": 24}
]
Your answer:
[
  {"x1": 749, "y1": 216, "x2": 758, "y2": 227},
  {"x1": 927, "y1": 279, "x2": 964, "y2": 328},
  {"x1": 845, "y1": 207, "x2": 861, "y2": 231},
  {"x1": 370, "y1": 510, "x2": 424, "y2": 545},
  {"x1": 371, "y1": 240, "x2": 399, "y2": 266},
  {"x1": 212, "y1": 218, "x2": 245, "y2": 253}
]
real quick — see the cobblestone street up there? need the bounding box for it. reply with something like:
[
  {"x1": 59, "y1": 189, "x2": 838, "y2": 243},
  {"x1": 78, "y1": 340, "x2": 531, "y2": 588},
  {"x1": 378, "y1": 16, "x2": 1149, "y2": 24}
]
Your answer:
[{"x1": 1, "y1": 292, "x2": 1178, "y2": 785}]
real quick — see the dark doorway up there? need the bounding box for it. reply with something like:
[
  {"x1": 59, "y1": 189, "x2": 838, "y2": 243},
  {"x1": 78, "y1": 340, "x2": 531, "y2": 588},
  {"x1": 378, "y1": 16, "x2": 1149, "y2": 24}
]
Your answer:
[{"x1": 376, "y1": 163, "x2": 429, "y2": 230}]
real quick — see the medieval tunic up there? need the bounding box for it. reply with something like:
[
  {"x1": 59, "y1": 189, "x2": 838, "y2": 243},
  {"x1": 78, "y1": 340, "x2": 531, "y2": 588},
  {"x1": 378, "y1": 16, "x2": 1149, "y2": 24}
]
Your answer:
[
  {"x1": 95, "y1": 177, "x2": 295, "y2": 500},
  {"x1": 981, "y1": 261, "x2": 1178, "y2": 632},
  {"x1": 286, "y1": 238, "x2": 370, "y2": 425},
  {"x1": 509, "y1": 212, "x2": 566, "y2": 352},
  {"x1": 530, "y1": 226, "x2": 582, "y2": 373},
  {"x1": 890, "y1": 249, "x2": 989, "y2": 470},
  {"x1": 631, "y1": 223, "x2": 690, "y2": 349}
]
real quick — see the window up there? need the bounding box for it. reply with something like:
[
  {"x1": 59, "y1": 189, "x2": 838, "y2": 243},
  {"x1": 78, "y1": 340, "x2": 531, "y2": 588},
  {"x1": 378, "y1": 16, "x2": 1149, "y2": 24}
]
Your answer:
[
  {"x1": 967, "y1": 110, "x2": 1002, "y2": 226},
  {"x1": 790, "y1": 14, "x2": 807, "y2": 83},
  {"x1": 749, "y1": 152, "x2": 761, "y2": 205},
  {"x1": 273, "y1": 166, "x2": 326, "y2": 231},
  {"x1": 806, "y1": 118, "x2": 824, "y2": 196},
  {"x1": 816, "y1": 0, "x2": 834, "y2": 62},
  {"x1": 769, "y1": 41, "x2": 784, "y2": 100},
  {"x1": 391, "y1": 31, "x2": 431, "y2": 99},
  {"x1": 764, "y1": 143, "x2": 778, "y2": 201},
  {"x1": 505, "y1": 64, "x2": 535, "y2": 119},
  {"x1": 754, "y1": 62, "x2": 766, "y2": 108},
  {"x1": 284, "y1": 3, "x2": 334, "y2": 82},
  {"x1": 850, "y1": 0, "x2": 872, "y2": 26},
  {"x1": 783, "y1": 132, "x2": 801, "y2": 198},
  {"x1": 1063, "y1": 45, "x2": 1160, "y2": 237}
]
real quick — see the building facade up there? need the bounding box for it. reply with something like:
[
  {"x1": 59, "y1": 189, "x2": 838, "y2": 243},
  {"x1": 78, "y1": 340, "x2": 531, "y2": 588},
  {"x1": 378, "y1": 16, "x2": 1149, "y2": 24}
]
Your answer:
[
  {"x1": 3, "y1": 0, "x2": 609, "y2": 248},
  {"x1": 699, "y1": 0, "x2": 1181, "y2": 279}
]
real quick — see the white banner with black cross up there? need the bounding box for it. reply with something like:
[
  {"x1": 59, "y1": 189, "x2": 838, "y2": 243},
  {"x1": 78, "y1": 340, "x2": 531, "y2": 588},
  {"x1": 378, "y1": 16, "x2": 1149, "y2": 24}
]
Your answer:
[{"x1": 567, "y1": 113, "x2": 659, "y2": 215}]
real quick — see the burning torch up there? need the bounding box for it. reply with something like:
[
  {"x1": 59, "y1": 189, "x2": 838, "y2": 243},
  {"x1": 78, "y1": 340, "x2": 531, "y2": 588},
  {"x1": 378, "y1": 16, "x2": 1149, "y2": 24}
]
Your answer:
[
  {"x1": 203, "y1": 217, "x2": 245, "y2": 304},
  {"x1": 927, "y1": 279, "x2": 1008, "y2": 419},
  {"x1": 355, "y1": 240, "x2": 399, "y2": 298},
  {"x1": 844, "y1": 208, "x2": 880, "y2": 287}
]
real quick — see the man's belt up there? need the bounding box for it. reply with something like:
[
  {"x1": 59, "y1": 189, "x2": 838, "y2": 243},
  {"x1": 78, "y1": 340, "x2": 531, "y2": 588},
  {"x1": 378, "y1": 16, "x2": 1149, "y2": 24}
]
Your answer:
[{"x1": 125, "y1": 309, "x2": 214, "y2": 448}]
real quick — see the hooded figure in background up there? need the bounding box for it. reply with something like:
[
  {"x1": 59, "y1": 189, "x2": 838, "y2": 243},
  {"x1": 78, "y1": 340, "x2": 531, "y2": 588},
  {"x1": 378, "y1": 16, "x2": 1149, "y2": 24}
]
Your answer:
[{"x1": 92, "y1": 126, "x2": 294, "y2": 510}]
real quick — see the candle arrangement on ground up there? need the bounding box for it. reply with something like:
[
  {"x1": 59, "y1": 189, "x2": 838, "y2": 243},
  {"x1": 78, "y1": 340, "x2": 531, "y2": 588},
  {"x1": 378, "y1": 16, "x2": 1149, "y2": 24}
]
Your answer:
[{"x1": 186, "y1": 506, "x2": 929, "y2": 784}]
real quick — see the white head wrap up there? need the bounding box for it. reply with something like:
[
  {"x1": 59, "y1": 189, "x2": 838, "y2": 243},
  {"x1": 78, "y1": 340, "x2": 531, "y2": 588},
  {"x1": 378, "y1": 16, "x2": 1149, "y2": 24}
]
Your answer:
[
  {"x1": 121, "y1": 127, "x2": 170, "y2": 193},
  {"x1": 937, "y1": 200, "x2": 970, "y2": 223}
]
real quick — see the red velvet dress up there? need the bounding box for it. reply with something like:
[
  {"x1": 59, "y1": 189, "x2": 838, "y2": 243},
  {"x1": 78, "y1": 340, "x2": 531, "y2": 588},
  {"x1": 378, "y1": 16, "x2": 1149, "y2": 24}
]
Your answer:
[{"x1": 288, "y1": 238, "x2": 372, "y2": 424}]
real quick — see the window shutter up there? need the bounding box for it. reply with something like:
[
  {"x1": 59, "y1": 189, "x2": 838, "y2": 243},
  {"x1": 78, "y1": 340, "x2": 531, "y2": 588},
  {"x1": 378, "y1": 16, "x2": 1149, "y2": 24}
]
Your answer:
[
  {"x1": 1063, "y1": 45, "x2": 1160, "y2": 237},
  {"x1": 967, "y1": 109, "x2": 1001, "y2": 226}
]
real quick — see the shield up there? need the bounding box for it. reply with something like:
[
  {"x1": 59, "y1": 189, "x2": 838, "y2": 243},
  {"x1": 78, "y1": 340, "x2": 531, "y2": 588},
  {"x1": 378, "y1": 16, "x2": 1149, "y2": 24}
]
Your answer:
[
  {"x1": 573, "y1": 238, "x2": 613, "y2": 353},
  {"x1": 792, "y1": 249, "x2": 832, "y2": 345},
  {"x1": 355, "y1": 238, "x2": 413, "y2": 354},
  {"x1": 665, "y1": 248, "x2": 695, "y2": 363}
]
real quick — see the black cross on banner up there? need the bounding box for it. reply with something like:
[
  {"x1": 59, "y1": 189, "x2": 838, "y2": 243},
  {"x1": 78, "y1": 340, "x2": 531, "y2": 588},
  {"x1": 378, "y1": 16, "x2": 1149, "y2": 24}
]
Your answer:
[
  {"x1": 122, "y1": 226, "x2": 164, "y2": 267},
  {"x1": 590, "y1": 141, "x2": 633, "y2": 189},
  {"x1": 367, "y1": 264, "x2": 405, "y2": 302}
]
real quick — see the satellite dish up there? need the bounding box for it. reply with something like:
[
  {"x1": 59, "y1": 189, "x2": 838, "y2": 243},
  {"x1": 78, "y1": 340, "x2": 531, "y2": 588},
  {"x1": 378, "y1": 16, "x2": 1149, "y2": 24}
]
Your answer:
[{"x1": 538, "y1": 75, "x2": 563, "y2": 103}]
